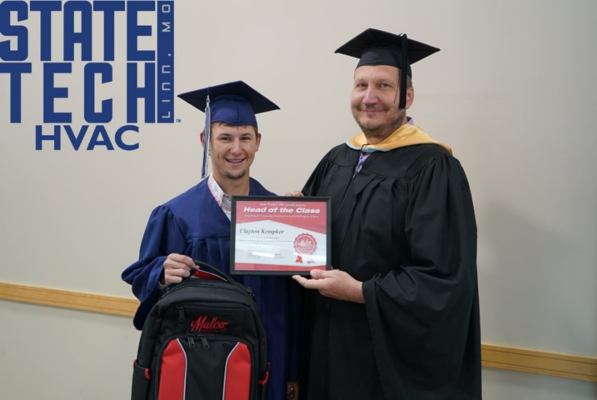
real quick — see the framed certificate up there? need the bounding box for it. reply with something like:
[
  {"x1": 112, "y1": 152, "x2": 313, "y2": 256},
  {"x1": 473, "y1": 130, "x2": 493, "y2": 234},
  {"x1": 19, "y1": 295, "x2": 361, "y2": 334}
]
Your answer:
[{"x1": 230, "y1": 196, "x2": 331, "y2": 275}]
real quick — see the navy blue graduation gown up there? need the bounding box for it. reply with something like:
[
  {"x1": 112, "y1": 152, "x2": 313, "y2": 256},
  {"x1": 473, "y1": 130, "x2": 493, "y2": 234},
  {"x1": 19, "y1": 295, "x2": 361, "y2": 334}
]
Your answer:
[{"x1": 122, "y1": 178, "x2": 301, "y2": 400}]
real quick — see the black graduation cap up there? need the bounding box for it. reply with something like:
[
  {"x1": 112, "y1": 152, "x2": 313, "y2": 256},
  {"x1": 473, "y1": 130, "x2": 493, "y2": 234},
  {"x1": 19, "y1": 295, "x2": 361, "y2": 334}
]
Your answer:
[
  {"x1": 335, "y1": 28, "x2": 440, "y2": 109},
  {"x1": 177, "y1": 80, "x2": 279, "y2": 179}
]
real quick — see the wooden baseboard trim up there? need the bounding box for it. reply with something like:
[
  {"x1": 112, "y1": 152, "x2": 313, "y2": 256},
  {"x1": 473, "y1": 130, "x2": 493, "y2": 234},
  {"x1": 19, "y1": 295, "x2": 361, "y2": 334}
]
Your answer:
[{"x1": 1, "y1": 281, "x2": 596, "y2": 383}]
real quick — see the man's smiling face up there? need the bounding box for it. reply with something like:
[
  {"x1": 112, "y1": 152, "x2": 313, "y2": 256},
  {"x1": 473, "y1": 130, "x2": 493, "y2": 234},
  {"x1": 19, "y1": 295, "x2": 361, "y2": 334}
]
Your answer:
[{"x1": 205, "y1": 122, "x2": 261, "y2": 182}]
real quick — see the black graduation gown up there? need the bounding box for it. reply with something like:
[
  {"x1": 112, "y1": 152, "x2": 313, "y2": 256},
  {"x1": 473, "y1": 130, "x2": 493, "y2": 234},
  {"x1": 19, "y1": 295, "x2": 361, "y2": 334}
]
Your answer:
[
  {"x1": 122, "y1": 178, "x2": 302, "y2": 400},
  {"x1": 300, "y1": 143, "x2": 482, "y2": 400}
]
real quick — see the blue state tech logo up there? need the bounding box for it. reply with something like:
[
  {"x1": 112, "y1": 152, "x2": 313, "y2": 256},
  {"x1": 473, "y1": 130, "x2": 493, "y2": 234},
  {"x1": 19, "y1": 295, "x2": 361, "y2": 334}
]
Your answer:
[{"x1": 0, "y1": 0, "x2": 175, "y2": 150}]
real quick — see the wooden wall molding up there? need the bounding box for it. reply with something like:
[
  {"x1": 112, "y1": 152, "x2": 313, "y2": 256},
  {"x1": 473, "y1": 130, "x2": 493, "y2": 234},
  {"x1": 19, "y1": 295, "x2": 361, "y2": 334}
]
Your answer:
[
  {"x1": 482, "y1": 344, "x2": 597, "y2": 383},
  {"x1": 1, "y1": 281, "x2": 596, "y2": 383},
  {"x1": 0, "y1": 281, "x2": 138, "y2": 317}
]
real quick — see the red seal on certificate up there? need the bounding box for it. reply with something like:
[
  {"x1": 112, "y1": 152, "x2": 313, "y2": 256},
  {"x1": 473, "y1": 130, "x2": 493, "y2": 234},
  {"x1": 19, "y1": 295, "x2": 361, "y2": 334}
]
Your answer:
[{"x1": 294, "y1": 233, "x2": 317, "y2": 254}]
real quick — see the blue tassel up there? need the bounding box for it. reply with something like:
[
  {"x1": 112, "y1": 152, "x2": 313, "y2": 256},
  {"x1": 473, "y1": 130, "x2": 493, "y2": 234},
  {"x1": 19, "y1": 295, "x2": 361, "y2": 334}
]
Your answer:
[{"x1": 201, "y1": 95, "x2": 211, "y2": 180}]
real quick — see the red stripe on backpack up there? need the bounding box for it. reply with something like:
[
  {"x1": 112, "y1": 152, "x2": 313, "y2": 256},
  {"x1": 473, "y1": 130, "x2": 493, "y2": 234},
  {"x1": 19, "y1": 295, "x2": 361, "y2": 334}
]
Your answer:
[
  {"x1": 158, "y1": 339, "x2": 187, "y2": 400},
  {"x1": 223, "y1": 343, "x2": 251, "y2": 400}
]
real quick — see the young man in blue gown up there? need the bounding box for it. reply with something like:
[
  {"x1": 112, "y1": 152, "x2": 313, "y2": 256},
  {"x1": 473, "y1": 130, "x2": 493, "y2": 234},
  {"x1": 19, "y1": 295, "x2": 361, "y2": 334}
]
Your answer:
[{"x1": 122, "y1": 81, "x2": 301, "y2": 400}]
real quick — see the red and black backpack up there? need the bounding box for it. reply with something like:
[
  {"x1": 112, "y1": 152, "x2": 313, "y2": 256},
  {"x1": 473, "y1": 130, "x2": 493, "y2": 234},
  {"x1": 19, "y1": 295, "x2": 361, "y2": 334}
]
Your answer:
[{"x1": 131, "y1": 261, "x2": 269, "y2": 400}]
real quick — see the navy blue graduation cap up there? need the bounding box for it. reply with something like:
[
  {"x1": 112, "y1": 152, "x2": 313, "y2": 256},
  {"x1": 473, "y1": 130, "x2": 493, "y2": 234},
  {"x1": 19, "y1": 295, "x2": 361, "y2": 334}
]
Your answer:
[
  {"x1": 178, "y1": 81, "x2": 280, "y2": 179},
  {"x1": 335, "y1": 28, "x2": 440, "y2": 109}
]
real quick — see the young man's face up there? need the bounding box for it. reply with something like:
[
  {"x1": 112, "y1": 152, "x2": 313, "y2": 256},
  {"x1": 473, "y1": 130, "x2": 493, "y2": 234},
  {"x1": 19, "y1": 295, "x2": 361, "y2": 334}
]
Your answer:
[
  {"x1": 203, "y1": 122, "x2": 261, "y2": 182},
  {"x1": 350, "y1": 65, "x2": 413, "y2": 141}
]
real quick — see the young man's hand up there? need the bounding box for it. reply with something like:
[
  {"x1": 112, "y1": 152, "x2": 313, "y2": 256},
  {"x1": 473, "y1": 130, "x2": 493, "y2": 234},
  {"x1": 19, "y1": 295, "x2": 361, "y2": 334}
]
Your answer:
[{"x1": 162, "y1": 253, "x2": 197, "y2": 285}]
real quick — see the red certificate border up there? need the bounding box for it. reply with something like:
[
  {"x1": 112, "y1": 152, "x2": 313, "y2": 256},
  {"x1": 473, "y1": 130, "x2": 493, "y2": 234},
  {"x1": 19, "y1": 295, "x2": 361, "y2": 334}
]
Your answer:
[{"x1": 230, "y1": 196, "x2": 332, "y2": 275}]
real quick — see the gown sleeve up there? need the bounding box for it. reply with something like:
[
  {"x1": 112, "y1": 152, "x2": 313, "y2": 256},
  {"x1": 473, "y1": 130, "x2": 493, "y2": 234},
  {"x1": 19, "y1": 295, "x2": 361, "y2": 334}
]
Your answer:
[
  {"x1": 121, "y1": 205, "x2": 188, "y2": 329},
  {"x1": 362, "y1": 151, "x2": 480, "y2": 395}
]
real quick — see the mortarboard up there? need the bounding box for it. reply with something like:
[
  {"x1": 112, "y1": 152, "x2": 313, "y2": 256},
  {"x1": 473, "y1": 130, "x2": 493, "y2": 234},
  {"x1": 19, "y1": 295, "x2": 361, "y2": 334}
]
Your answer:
[
  {"x1": 178, "y1": 80, "x2": 279, "y2": 128},
  {"x1": 178, "y1": 81, "x2": 279, "y2": 179},
  {"x1": 335, "y1": 28, "x2": 440, "y2": 109}
]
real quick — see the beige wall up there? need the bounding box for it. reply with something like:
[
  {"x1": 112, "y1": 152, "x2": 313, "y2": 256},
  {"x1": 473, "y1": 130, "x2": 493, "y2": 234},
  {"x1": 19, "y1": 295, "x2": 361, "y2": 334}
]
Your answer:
[{"x1": 1, "y1": 0, "x2": 596, "y2": 398}]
